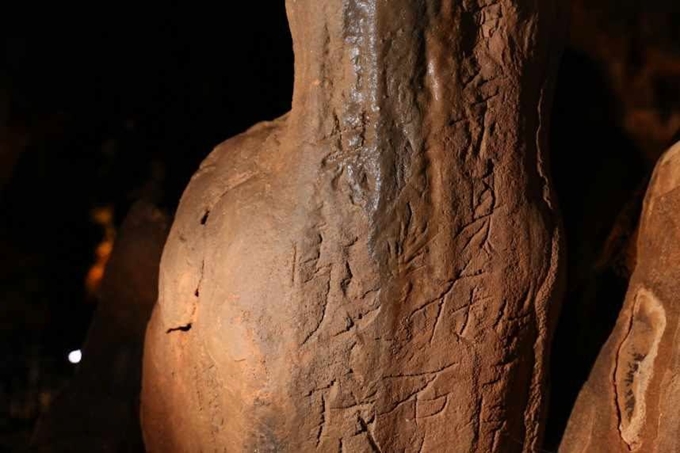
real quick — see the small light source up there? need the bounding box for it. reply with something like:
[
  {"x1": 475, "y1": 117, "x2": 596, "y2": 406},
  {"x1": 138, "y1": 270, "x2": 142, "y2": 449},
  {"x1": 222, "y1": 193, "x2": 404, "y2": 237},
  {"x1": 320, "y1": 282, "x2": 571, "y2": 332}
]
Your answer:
[{"x1": 68, "y1": 349, "x2": 82, "y2": 364}]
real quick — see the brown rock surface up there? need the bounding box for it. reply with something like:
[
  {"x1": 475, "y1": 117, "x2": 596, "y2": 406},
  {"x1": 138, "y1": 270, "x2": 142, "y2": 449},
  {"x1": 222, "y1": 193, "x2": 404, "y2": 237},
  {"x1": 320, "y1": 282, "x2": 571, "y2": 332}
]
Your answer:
[
  {"x1": 141, "y1": 1, "x2": 564, "y2": 451},
  {"x1": 30, "y1": 201, "x2": 169, "y2": 452},
  {"x1": 559, "y1": 141, "x2": 680, "y2": 452}
]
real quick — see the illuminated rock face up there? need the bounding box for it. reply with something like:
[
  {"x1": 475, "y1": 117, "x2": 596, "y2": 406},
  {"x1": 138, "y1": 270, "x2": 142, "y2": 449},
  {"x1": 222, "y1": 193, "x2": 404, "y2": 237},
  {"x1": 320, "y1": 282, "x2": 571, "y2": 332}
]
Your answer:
[
  {"x1": 141, "y1": 1, "x2": 564, "y2": 451},
  {"x1": 560, "y1": 142, "x2": 680, "y2": 453}
]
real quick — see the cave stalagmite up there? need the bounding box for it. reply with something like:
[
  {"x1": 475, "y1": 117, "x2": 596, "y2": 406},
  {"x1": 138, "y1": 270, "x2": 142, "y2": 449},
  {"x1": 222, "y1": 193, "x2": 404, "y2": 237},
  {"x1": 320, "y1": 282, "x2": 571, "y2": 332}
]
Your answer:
[
  {"x1": 141, "y1": 0, "x2": 565, "y2": 451},
  {"x1": 560, "y1": 142, "x2": 680, "y2": 453}
]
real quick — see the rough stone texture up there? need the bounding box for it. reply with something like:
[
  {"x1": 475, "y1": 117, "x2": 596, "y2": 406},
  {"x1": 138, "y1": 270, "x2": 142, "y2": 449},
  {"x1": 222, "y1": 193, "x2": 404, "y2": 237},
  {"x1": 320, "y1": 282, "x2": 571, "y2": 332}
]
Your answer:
[
  {"x1": 560, "y1": 141, "x2": 680, "y2": 453},
  {"x1": 30, "y1": 201, "x2": 169, "y2": 452},
  {"x1": 141, "y1": 1, "x2": 564, "y2": 451}
]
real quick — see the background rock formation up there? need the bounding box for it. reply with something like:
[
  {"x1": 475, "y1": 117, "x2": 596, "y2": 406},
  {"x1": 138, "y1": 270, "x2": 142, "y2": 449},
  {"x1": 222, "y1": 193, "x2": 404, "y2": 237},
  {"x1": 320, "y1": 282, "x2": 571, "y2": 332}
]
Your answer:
[
  {"x1": 569, "y1": 0, "x2": 680, "y2": 163},
  {"x1": 30, "y1": 202, "x2": 168, "y2": 452},
  {"x1": 0, "y1": 7, "x2": 293, "y2": 448},
  {"x1": 543, "y1": 0, "x2": 680, "y2": 443},
  {"x1": 142, "y1": 0, "x2": 564, "y2": 451},
  {"x1": 559, "y1": 141, "x2": 680, "y2": 452}
]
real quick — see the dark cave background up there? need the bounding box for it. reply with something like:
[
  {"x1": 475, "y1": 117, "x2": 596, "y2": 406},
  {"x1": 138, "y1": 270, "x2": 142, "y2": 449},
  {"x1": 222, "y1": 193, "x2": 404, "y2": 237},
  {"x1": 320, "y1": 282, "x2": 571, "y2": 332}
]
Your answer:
[{"x1": 0, "y1": 2, "x2": 678, "y2": 451}]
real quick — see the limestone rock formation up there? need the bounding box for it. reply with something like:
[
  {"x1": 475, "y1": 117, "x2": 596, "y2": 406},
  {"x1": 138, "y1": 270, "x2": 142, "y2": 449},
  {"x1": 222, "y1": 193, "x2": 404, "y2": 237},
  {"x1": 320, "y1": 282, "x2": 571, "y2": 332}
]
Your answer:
[
  {"x1": 141, "y1": 1, "x2": 564, "y2": 451},
  {"x1": 559, "y1": 142, "x2": 680, "y2": 453},
  {"x1": 30, "y1": 201, "x2": 169, "y2": 452}
]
